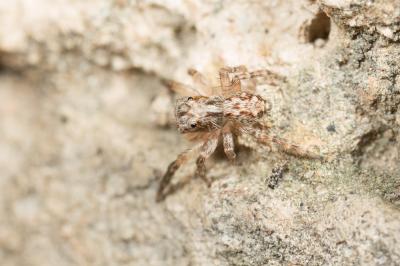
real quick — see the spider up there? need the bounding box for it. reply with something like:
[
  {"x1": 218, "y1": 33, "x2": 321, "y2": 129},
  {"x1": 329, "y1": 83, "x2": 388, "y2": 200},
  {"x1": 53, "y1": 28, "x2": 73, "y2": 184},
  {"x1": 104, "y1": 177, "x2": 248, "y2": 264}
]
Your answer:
[{"x1": 156, "y1": 65, "x2": 319, "y2": 202}]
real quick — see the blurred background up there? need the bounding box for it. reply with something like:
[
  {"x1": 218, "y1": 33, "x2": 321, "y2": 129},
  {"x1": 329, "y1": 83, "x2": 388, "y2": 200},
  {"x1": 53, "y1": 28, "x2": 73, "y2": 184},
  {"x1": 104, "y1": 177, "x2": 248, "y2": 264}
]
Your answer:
[{"x1": 0, "y1": 1, "x2": 399, "y2": 265}]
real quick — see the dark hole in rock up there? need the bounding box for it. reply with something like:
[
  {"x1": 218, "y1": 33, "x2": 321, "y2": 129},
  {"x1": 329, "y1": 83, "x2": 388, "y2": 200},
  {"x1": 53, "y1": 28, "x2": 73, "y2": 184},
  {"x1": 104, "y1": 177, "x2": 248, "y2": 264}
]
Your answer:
[
  {"x1": 307, "y1": 11, "x2": 331, "y2": 43},
  {"x1": 0, "y1": 54, "x2": 4, "y2": 72}
]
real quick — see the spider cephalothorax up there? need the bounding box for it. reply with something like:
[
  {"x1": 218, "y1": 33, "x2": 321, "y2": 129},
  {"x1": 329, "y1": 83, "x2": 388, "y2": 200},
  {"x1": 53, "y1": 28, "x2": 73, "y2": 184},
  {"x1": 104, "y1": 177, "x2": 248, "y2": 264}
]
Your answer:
[
  {"x1": 156, "y1": 66, "x2": 318, "y2": 202},
  {"x1": 175, "y1": 96, "x2": 224, "y2": 133}
]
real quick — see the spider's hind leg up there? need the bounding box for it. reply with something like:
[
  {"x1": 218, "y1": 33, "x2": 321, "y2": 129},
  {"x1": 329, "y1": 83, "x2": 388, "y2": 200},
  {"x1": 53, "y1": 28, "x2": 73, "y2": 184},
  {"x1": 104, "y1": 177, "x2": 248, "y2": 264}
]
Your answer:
[
  {"x1": 240, "y1": 123, "x2": 321, "y2": 159},
  {"x1": 232, "y1": 72, "x2": 257, "y2": 94},
  {"x1": 248, "y1": 69, "x2": 287, "y2": 86},
  {"x1": 219, "y1": 66, "x2": 247, "y2": 97}
]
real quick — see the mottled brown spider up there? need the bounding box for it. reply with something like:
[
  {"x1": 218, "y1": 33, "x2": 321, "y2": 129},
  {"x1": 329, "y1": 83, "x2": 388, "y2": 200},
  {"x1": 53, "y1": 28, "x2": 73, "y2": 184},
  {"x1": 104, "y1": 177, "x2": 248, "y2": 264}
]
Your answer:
[{"x1": 156, "y1": 66, "x2": 318, "y2": 202}]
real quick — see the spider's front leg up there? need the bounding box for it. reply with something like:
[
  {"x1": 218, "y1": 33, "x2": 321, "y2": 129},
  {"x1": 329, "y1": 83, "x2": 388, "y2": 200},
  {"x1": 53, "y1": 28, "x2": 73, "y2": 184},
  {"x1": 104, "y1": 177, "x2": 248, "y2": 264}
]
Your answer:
[
  {"x1": 195, "y1": 132, "x2": 219, "y2": 187},
  {"x1": 162, "y1": 79, "x2": 201, "y2": 96},
  {"x1": 156, "y1": 142, "x2": 203, "y2": 202},
  {"x1": 187, "y1": 68, "x2": 213, "y2": 96}
]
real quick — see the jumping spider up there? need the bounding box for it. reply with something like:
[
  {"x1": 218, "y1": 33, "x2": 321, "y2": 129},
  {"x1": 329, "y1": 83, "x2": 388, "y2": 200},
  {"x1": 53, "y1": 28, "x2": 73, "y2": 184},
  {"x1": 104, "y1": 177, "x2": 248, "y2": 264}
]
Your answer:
[{"x1": 156, "y1": 66, "x2": 319, "y2": 202}]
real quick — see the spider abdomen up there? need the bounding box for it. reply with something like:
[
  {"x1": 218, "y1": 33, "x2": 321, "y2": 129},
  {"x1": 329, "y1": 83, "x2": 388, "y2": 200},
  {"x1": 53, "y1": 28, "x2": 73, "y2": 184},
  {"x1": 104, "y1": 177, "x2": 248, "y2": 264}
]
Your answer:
[{"x1": 223, "y1": 92, "x2": 266, "y2": 122}]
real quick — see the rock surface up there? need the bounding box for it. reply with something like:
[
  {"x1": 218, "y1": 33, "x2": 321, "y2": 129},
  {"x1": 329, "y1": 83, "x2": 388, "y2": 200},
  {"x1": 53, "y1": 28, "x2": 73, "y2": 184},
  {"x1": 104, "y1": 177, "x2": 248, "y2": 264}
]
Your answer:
[{"x1": 0, "y1": 0, "x2": 399, "y2": 265}]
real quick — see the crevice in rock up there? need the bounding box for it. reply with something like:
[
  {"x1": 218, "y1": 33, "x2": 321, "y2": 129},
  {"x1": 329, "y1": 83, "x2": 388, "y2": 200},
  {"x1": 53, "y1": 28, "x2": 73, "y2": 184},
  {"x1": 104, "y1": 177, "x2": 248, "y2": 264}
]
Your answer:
[
  {"x1": 0, "y1": 52, "x2": 7, "y2": 73},
  {"x1": 351, "y1": 129, "x2": 380, "y2": 157},
  {"x1": 307, "y1": 10, "x2": 331, "y2": 43}
]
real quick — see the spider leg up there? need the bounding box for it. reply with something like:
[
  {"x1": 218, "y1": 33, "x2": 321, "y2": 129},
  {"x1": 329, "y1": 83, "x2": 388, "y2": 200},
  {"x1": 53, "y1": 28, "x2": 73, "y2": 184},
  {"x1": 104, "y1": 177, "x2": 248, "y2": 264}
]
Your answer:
[
  {"x1": 187, "y1": 68, "x2": 213, "y2": 96},
  {"x1": 156, "y1": 142, "x2": 203, "y2": 202},
  {"x1": 232, "y1": 72, "x2": 257, "y2": 94},
  {"x1": 248, "y1": 69, "x2": 287, "y2": 86},
  {"x1": 231, "y1": 68, "x2": 286, "y2": 93},
  {"x1": 195, "y1": 133, "x2": 219, "y2": 187},
  {"x1": 239, "y1": 123, "x2": 320, "y2": 159},
  {"x1": 222, "y1": 123, "x2": 236, "y2": 161},
  {"x1": 219, "y1": 66, "x2": 247, "y2": 97},
  {"x1": 162, "y1": 79, "x2": 201, "y2": 96}
]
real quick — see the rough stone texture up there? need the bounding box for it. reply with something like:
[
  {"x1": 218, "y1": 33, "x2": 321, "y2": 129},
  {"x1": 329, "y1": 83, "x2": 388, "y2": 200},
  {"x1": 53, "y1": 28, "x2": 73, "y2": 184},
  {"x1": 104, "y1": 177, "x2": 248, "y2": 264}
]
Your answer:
[{"x1": 0, "y1": 0, "x2": 399, "y2": 265}]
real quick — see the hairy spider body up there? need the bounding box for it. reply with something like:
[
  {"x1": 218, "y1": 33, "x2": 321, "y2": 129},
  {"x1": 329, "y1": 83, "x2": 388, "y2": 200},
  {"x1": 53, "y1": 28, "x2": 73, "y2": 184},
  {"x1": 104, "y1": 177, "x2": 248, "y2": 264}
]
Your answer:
[
  {"x1": 223, "y1": 93, "x2": 266, "y2": 122},
  {"x1": 176, "y1": 92, "x2": 266, "y2": 133},
  {"x1": 156, "y1": 66, "x2": 317, "y2": 202}
]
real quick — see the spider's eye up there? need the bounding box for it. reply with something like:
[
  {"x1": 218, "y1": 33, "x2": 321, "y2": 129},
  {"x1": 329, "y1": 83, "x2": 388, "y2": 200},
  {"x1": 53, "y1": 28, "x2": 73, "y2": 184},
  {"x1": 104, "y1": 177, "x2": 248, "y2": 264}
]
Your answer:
[
  {"x1": 190, "y1": 123, "x2": 196, "y2": 128},
  {"x1": 187, "y1": 96, "x2": 193, "y2": 101}
]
